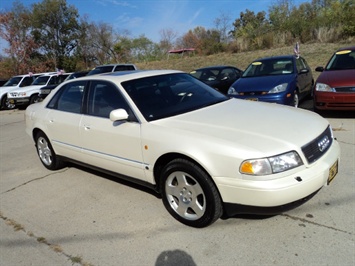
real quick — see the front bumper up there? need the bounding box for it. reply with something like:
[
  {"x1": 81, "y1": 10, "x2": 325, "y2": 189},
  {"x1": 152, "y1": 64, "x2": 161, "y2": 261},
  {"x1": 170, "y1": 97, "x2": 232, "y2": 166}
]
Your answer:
[
  {"x1": 314, "y1": 91, "x2": 355, "y2": 110},
  {"x1": 231, "y1": 92, "x2": 294, "y2": 106},
  {"x1": 214, "y1": 140, "x2": 340, "y2": 211},
  {"x1": 8, "y1": 97, "x2": 30, "y2": 106}
]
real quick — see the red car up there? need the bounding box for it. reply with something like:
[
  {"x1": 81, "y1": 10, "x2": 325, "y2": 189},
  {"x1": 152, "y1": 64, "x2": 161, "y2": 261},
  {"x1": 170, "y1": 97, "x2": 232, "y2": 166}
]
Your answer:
[{"x1": 313, "y1": 46, "x2": 355, "y2": 111}]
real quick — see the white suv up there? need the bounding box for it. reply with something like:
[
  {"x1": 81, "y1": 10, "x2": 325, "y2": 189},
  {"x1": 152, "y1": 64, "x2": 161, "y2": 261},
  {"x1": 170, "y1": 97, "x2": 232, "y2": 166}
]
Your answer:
[
  {"x1": 0, "y1": 73, "x2": 45, "y2": 110},
  {"x1": 7, "y1": 72, "x2": 70, "y2": 108}
]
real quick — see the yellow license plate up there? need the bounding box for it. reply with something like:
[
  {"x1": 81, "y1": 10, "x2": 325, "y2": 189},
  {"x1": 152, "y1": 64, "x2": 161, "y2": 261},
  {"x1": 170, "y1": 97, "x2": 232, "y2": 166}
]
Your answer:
[
  {"x1": 9, "y1": 99, "x2": 14, "y2": 104},
  {"x1": 327, "y1": 160, "x2": 338, "y2": 185}
]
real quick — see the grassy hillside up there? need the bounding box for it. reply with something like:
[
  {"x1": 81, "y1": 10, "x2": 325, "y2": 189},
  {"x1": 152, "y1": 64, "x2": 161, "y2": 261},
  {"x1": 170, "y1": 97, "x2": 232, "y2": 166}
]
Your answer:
[{"x1": 136, "y1": 42, "x2": 354, "y2": 79}]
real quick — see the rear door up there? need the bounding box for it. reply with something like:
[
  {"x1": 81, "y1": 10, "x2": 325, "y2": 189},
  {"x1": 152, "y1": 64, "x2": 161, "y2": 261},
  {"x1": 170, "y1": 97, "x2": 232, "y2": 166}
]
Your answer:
[{"x1": 45, "y1": 80, "x2": 87, "y2": 159}]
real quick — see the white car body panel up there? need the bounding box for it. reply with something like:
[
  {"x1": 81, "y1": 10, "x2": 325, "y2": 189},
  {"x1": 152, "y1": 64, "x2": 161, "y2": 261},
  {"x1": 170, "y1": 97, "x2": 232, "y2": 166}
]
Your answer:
[
  {"x1": 0, "y1": 86, "x2": 17, "y2": 101},
  {"x1": 25, "y1": 70, "x2": 340, "y2": 210}
]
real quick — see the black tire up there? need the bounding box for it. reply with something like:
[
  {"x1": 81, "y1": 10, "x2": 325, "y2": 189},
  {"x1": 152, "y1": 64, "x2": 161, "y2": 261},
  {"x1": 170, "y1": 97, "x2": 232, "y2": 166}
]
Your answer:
[
  {"x1": 29, "y1": 94, "x2": 40, "y2": 105},
  {"x1": 1, "y1": 95, "x2": 16, "y2": 110},
  {"x1": 160, "y1": 158, "x2": 223, "y2": 228},
  {"x1": 35, "y1": 132, "x2": 65, "y2": 170}
]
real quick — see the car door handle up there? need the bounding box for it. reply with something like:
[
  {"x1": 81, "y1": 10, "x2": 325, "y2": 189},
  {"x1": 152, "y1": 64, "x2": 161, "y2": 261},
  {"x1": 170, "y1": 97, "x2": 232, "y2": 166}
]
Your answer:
[{"x1": 84, "y1": 125, "x2": 91, "y2": 130}]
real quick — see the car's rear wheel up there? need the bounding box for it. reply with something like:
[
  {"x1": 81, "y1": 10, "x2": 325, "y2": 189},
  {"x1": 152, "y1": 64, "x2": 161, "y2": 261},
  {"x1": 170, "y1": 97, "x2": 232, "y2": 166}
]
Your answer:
[
  {"x1": 293, "y1": 91, "x2": 299, "y2": 107},
  {"x1": 1, "y1": 95, "x2": 16, "y2": 110},
  {"x1": 160, "y1": 158, "x2": 222, "y2": 228},
  {"x1": 35, "y1": 132, "x2": 65, "y2": 170}
]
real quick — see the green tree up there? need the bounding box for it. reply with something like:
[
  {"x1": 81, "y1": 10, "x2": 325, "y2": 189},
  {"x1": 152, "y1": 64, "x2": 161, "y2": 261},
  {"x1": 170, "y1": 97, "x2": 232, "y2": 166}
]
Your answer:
[
  {"x1": 31, "y1": 0, "x2": 80, "y2": 71},
  {"x1": 340, "y1": 0, "x2": 355, "y2": 37},
  {"x1": 178, "y1": 26, "x2": 223, "y2": 55},
  {"x1": 231, "y1": 9, "x2": 269, "y2": 49},
  {"x1": 0, "y1": 1, "x2": 38, "y2": 74},
  {"x1": 130, "y1": 35, "x2": 159, "y2": 62}
]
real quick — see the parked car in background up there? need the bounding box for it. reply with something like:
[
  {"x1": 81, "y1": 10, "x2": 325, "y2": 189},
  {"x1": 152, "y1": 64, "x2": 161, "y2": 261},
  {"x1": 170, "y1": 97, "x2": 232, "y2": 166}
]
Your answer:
[
  {"x1": 87, "y1": 64, "x2": 137, "y2": 76},
  {"x1": 313, "y1": 46, "x2": 355, "y2": 112},
  {"x1": 1, "y1": 73, "x2": 47, "y2": 110},
  {"x1": 228, "y1": 55, "x2": 313, "y2": 107},
  {"x1": 7, "y1": 72, "x2": 70, "y2": 108},
  {"x1": 65, "y1": 70, "x2": 89, "y2": 81},
  {"x1": 25, "y1": 70, "x2": 339, "y2": 228},
  {"x1": 189, "y1": 65, "x2": 243, "y2": 94},
  {"x1": 38, "y1": 84, "x2": 61, "y2": 100},
  {"x1": 39, "y1": 71, "x2": 90, "y2": 100}
]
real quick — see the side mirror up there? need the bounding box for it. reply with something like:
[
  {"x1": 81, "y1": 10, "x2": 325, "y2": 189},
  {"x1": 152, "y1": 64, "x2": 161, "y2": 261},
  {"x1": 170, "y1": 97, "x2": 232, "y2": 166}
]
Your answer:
[
  {"x1": 315, "y1": 66, "x2": 324, "y2": 72},
  {"x1": 109, "y1": 108, "x2": 129, "y2": 122}
]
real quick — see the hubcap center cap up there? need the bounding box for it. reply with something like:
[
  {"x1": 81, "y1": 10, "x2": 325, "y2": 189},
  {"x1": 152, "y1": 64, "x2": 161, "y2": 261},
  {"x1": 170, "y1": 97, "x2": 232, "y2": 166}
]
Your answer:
[{"x1": 180, "y1": 187, "x2": 192, "y2": 203}]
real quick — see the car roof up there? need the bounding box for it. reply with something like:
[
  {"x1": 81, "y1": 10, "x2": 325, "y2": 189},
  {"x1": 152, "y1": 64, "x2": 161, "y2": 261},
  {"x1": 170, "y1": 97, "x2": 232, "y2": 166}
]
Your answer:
[
  {"x1": 336, "y1": 46, "x2": 355, "y2": 51},
  {"x1": 38, "y1": 72, "x2": 71, "y2": 77},
  {"x1": 195, "y1": 65, "x2": 237, "y2": 70},
  {"x1": 11, "y1": 74, "x2": 30, "y2": 78},
  {"x1": 12, "y1": 72, "x2": 56, "y2": 78},
  {"x1": 94, "y1": 64, "x2": 136, "y2": 68},
  {"x1": 252, "y1": 55, "x2": 298, "y2": 62},
  {"x1": 74, "y1": 70, "x2": 183, "y2": 83}
]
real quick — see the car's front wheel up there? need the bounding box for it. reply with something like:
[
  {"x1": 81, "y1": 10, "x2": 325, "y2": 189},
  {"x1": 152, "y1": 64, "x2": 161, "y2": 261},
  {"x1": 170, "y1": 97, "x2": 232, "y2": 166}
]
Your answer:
[
  {"x1": 1, "y1": 95, "x2": 16, "y2": 110},
  {"x1": 35, "y1": 132, "x2": 65, "y2": 170},
  {"x1": 30, "y1": 94, "x2": 40, "y2": 105},
  {"x1": 160, "y1": 158, "x2": 222, "y2": 228}
]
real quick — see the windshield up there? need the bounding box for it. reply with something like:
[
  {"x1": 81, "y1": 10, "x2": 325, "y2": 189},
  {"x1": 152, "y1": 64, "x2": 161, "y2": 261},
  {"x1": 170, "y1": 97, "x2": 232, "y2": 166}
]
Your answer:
[
  {"x1": 32, "y1": 76, "x2": 50, "y2": 85},
  {"x1": 3, "y1": 77, "x2": 22, "y2": 86},
  {"x1": 326, "y1": 49, "x2": 355, "y2": 70},
  {"x1": 243, "y1": 58, "x2": 294, "y2": 78},
  {"x1": 122, "y1": 73, "x2": 229, "y2": 121}
]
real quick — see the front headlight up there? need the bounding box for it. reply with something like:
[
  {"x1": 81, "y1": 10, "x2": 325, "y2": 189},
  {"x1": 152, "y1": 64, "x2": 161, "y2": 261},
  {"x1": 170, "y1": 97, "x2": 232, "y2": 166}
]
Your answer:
[
  {"x1": 315, "y1": 82, "x2": 335, "y2": 92},
  {"x1": 268, "y1": 83, "x2": 288, "y2": 94},
  {"x1": 240, "y1": 151, "x2": 303, "y2": 175}
]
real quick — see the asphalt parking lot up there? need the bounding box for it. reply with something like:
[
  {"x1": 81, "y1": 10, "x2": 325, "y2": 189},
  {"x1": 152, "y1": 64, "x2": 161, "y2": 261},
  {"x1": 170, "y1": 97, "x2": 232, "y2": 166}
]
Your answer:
[{"x1": 0, "y1": 101, "x2": 354, "y2": 266}]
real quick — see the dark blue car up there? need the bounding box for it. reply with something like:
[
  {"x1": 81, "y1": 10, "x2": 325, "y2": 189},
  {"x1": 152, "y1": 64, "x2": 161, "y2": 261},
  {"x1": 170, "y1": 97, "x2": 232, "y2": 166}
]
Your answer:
[{"x1": 228, "y1": 55, "x2": 313, "y2": 107}]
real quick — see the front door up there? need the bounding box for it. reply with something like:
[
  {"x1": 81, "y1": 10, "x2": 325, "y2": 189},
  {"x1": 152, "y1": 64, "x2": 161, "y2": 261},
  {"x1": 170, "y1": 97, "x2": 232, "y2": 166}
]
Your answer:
[{"x1": 79, "y1": 80, "x2": 146, "y2": 181}]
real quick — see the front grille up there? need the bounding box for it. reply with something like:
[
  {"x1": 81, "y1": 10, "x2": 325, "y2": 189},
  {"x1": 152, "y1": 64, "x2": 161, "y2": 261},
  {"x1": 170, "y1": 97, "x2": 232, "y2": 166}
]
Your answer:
[
  {"x1": 241, "y1": 91, "x2": 266, "y2": 96},
  {"x1": 335, "y1": 86, "x2": 355, "y2": 93},
  {"x1": 301, "y1": 126, "x2": 333, "y2": 164}
]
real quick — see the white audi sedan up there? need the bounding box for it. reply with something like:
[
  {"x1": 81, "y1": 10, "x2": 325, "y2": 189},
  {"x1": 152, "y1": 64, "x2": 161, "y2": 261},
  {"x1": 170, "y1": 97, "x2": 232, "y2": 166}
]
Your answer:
[{"x1": 25, "y1": 70, "x2": 340, "y2": 228}]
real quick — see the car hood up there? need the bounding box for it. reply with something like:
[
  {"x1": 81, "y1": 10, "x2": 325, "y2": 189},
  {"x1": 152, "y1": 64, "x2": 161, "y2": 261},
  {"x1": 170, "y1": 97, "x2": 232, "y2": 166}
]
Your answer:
[
  {"x1": 233, "y1": 75, "x2": 293, "y2": 92},
  {"x1": 1, "y1": 85, "x2": 19, "y2": 90},
  {"x1": 152, "y1": 99, "x2": 328, "y2": 157},
  {"x1": 316, "y1": 69, "x2": 355, "y2": 87},
  {"x1": 11, "y1": 84, "x2": 43, "y2": 92}
]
